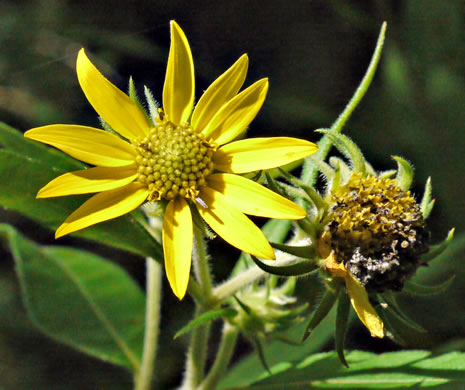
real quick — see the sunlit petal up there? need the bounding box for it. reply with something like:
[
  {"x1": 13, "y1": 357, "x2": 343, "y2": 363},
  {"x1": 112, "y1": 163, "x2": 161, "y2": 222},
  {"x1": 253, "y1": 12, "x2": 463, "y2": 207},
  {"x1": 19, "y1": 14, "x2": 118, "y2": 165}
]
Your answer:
[
  {"x1": 192, "y1": 54, "x2": 248, "y2": 133},
  {"x1": 163, "y1": 21, "x2": 195, "y2": 124},
  {"x1": 38, "y1": 165, "x2": 138, "y2": 198},
  {"x1": 207, "y1": 173, "x2": 306, "y2": 219},
  {"x1": 325, "y1": 253, "x2": 385, "y2": 338},
  {"x1": 202, "y1": 79, "x2": 268, "y2": 145},
  {"x1": 162, "y1": 198, "x2": 193, "y2": 300},
  {"x1": 55, "y1": 183, "x2": 148, "y2": 238},
  {"x1": 197, "y1": 187, "x2": 275, "y2": 260},
  {"x1": 345, "y1": 273, "x2": 385, "y2": 338},
  {"x1": 25, "y1": 125, "x2": 137, "y2": 167},
  {"x1": 213, "y1": 137, "x2": 318, "y2": 173},
  {"x1": 76, "y1": 49, "x2": 148, "y2": 139}
]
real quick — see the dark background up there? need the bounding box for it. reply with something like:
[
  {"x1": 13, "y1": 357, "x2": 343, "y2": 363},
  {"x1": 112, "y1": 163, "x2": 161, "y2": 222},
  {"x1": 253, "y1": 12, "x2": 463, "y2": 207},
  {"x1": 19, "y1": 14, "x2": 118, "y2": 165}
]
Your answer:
[{"x1": 0, "y1": 0, "x2": 464, "y2": 389}]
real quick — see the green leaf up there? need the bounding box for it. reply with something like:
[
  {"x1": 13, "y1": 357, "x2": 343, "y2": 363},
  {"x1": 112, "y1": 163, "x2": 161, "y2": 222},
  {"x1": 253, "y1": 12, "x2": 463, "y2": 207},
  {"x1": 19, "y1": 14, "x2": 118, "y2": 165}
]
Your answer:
[
  {"x1": 0, "y1": 224, "x2": 145, "y2": 371},
  {"x1": 228, "y1": 350, "x2": 465, "y2": 389},
  {"x1": 174, "y1": 308, "x2": 238, "y2": 339},
  {"x1": 403, "y1": 275, "x2": 456, "y2": 296},
  {"x1": 0, "y1": 147, "x2": 162, "y2": 260},
  {"x1": 251, "y1": 255, "x2": 319, "y2": 277},
  {"x1": 393, "y1": 155, "x2": 414, "y2": 191},
  {"x1": 0, "y1": 121, "x2": 83, "y2": 171}
]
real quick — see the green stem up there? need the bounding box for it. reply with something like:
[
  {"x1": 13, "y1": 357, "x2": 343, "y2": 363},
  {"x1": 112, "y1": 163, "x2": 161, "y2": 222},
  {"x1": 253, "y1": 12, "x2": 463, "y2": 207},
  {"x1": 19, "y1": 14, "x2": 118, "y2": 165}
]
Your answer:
[
  {"x1": 180, "y1": 308, "x2": 211, "y2": 389},
  {"x1": 192, "y1": 227, "x2": 214, "y2": 301},
  {"x1": 134, "y1": 257, "x2": 162, "y2": 390},
  {"x1": 181, "y1": 227, "x2": 215, "y2": 389},
  {"x1": 212, "y1": 265, "x2": 266, "y2": 304},
  {"x1": 301, "y1": 21, "x2": 387, "y2": 186},
  {"x1": 198, "y1": 322, "x2": 239, "y2": 390}
]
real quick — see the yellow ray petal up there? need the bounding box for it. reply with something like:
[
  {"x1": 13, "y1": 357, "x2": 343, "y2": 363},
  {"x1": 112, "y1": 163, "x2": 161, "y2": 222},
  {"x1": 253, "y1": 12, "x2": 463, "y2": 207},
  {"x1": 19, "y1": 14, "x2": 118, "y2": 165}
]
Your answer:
[
  {"x1": 197, "y1": 187, "x2": 275, "y2": 260},
  {"x1": 191, "y1": 54, "x2": 248, "y2": 133},
  {"x1": 207, "y1": 173, "x2": 306, "y2": 219},
  {"x1": 163, "y1": 21, "x2": 195, "y2": 125},
  {"x1": 38, "y1": 165, "x2": 138, "y2": 198},
  {"x1": 55, "y1": 183, "x2": 148, "y2": 238},
  {"x1": 25, "y1": 125, "x2": 137, "y2": 167},
  {"x1": 202, "y1": 79, "x2": 268, "y2": 145},
  {"x1": 345, "y1": 273, "x2": 385, "y2": 338},
  {"x1": 213, "y1": 137, "x2": 318, "y2": 173},
  {"x1": 162, "y1": 197, "x2": 193, "y2": 300},
  {"x1": 325, "y1": 253, "x2": 384, "y2": 338},
  {"x1": 76, "y1": 49, "x2": 148, "y2": 139}
]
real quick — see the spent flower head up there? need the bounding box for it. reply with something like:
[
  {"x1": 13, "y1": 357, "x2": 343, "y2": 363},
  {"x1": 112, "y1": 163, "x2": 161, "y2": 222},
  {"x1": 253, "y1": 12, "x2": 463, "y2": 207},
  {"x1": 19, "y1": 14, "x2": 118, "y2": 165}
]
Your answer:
[
  {"x1": 24, "y1": 21, "x2": 318, "y2": 299},
  {"x1": 255, "y1": 130, "x2": 454, "y2": 354}
]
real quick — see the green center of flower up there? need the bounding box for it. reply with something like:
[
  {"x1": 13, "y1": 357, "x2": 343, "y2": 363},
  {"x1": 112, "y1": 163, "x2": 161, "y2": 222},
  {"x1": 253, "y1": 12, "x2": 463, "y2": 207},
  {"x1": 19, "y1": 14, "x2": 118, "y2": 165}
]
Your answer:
[
  {"x1": 133, "y1": 121, "x2": 215, "y2": 201},
  {"x1": 325, "y1": 173, "x2": 429, "y2": 292}
]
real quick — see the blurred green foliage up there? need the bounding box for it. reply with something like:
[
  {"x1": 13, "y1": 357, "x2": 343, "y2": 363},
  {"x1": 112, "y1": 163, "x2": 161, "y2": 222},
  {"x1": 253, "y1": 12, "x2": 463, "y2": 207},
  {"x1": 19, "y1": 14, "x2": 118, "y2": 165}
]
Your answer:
[{"x1": 0, "y1": 0, "x2": 463, "y2": 388}]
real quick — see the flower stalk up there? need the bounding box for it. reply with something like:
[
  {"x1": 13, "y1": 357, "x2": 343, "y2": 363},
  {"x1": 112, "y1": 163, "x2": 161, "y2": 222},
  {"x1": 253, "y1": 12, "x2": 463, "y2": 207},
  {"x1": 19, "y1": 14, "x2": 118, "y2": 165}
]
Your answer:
[
  {"x1": 135, "y1": 257, "x2": 162, "y2": 390},
  {"x1": 198, "y1": 322, "x2": 239, "y2": 390}
]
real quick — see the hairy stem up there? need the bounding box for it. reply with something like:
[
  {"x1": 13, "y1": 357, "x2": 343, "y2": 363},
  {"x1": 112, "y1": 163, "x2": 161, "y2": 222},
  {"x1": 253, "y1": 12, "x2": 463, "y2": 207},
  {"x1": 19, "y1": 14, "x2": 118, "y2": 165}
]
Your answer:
[
  {"x1": 198, "y1": 322, "x2": 239, "y2": 390},
  {"x1": 212, "y1": 265, "x2": 266, "y2": 304},
  {"x1": 134, "y1": 258, "x2": 162, "y2": 390},
  {"x1": 181, "y1": 228, "x2": 215, "y2": 389}
]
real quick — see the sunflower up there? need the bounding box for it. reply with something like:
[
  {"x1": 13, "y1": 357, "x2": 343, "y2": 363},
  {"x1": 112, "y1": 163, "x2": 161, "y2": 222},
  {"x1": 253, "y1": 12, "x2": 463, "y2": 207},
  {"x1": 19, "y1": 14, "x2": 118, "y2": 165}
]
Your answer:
[{"x1": 25, "y1": 21, "x2": 318, "y2": 299}]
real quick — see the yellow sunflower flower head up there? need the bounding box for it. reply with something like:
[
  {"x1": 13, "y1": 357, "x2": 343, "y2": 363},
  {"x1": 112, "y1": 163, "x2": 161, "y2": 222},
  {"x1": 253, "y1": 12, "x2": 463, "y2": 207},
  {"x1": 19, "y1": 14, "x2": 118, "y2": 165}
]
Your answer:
[{"x1": 24, "y1": 21, "x2": 318, "y2": 299}]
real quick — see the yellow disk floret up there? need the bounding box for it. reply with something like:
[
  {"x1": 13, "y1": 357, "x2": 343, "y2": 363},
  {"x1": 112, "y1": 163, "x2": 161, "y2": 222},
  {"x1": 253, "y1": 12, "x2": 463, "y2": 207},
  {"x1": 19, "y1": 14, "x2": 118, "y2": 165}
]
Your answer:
[{"x1": 133, "y1": 121, "x2": 215, "y2": 201}]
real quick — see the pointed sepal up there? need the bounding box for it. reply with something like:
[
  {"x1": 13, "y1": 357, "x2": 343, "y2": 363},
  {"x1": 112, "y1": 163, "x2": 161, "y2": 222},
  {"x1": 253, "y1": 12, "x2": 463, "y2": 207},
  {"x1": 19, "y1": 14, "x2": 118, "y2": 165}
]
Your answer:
[
  {"x1": 421, "y1": 228, "x2": 455, "y2": 263},
  {"x1": 251, "y1": 255, "x2": 319, "y2": 277},
  {"x1": 392, "y1": 156, "x2": 414, "y2": 191},
  {"x1": 302, "y1": 285, "x2": 340, "y2": 341},
  {"x1": 316, "y1": 130, "x2": 366, "y2": 176},
  {"x1": 335, "y1": 291, "x2": 350, "y2": 367},
  {"x1": 403, "y1": 275, "x2": 455, "y2": 296},
  {"x1": 270, "y1": 241, "x2": 317, "y2": 259},
  {"x1": 143, "y1": 85, "x2": 160, "y2": 123},
  {"x1": 128, "y1": 77, "x2": 151, "y2": 125},
  {"x1": 420, "y1": 177, "x2": 435, "y2": 219},
  {"x1": 377, "y1": 304, "x2": 428, "y2": 347}
]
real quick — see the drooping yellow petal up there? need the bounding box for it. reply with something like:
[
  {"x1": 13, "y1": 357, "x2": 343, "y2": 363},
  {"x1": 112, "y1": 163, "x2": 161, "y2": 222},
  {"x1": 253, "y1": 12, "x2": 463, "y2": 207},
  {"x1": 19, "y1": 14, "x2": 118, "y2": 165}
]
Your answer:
[
  {"x1": 76, "y1": 49, "x2": 148, "y2": 139},
  {"x1": 55, "y1": 183, "x2": 148, "y2": 238},
  {"x1": 25, "y1": 125, "x2": 137, "y2": 167},
  {"x1": 191, "y1": 54, "x2": 248, "y2": 133},
  {"x1": 163, "y1": 21, "x2": 195, "y2": 125},
  {"x1": 162, "y1": 197, "x2": 193, "y2": 300},
  {"x1": 202, "y1": 79, "x2": 268, "y2": 146},
  {"x1": 38, "y1": 165, "x2": 138, "y2": 198},
  {"x1": 207, "y1": 173, "x2": 306, "y2": 219},
  {"x1": 345, "y1": 272, "x2": 385, "y2": 338},
  {"x1": 213, "y1": 137, "x2": 318, "y2": 173},
  {"x1": 325, "y1": 253, "x2": 385, "y2": 338},
  {"x1": 197, "y1": 187, "x2": 275, "y2": 260}
]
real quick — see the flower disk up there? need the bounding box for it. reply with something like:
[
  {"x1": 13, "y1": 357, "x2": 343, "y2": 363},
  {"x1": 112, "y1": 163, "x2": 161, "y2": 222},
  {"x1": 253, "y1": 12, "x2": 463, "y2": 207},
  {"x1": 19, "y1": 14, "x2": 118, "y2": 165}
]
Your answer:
[
  {"x1": 134, "y1": 120, "x2": 215, "y2": 201},
  {"x1": 326, "y1": 173, "x2": 429, "y2": 292}
]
